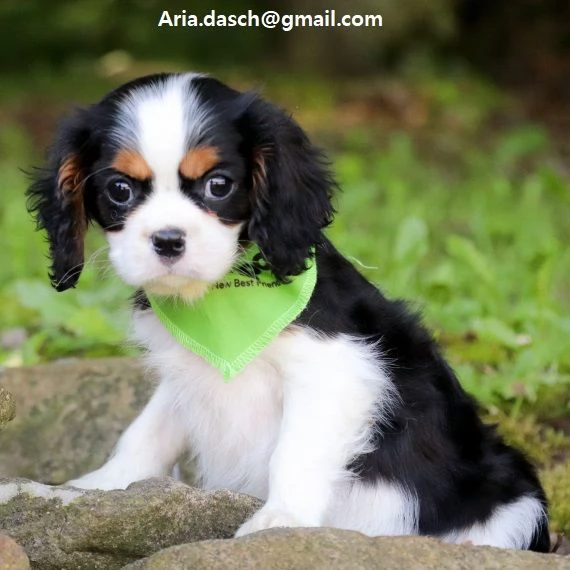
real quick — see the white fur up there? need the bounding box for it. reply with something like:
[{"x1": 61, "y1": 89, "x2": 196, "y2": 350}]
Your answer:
[
  {"x1": 441, "y1": 495, "x2": 546, "y2": 549},
  {"x1": 325, "y1": 481, "x2": 419, "y2": 536},
  {"x1": 106, "y1": 190, "x2": 242, "y2": 291},
  {"x1": 69, "y1": 313, "x2": 399, "y2": 533},
  {"x1": 0, "y1": 482, "x2": 18, "y2": 503},
  {"x1": 112, "y1": 73, "x2": 207, "y2": 152},
  {"x1": 235, "y1": 330, "x2": 395, "y2": 535}
]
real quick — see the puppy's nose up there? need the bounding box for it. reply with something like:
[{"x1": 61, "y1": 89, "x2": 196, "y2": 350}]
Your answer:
[{"x1": 151, "y1": 228, "x2": 186, "y2": 259}]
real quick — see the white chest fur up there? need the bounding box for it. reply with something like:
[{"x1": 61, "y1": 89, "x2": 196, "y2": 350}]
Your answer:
[
  {"x1": 131, "y1": 309, "x2": 284, "y2": 499},
  {"x1": 70, "y1": 306, "x2": 420, "y2": 539}
]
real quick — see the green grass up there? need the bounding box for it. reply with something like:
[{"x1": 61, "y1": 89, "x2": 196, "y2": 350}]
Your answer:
[{"x1": 329, "y1": 128, "x2": 570, "y2": 411}]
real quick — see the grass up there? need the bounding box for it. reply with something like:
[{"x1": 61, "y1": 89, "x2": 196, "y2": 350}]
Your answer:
[{"x1": 330, "y1": 128, "x2": 570, "y2": 412}]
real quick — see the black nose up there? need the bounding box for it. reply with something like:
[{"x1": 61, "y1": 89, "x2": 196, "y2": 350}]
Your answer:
[{"x1": 151, "y1": 228, "x2": 186, "y2": 259}]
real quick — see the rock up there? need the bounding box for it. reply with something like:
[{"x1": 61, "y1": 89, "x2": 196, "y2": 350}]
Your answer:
[
  {"x1": 0, "y1": 534, "x2": 30, "y2": 570},
  {"x1": 0, "y1": 357, "x2": 193, "y2": 484},
  {"x1": 125, "y1": 528, "x2": 570, "y2": 570},
  {"x1": 554, "y1": 534, "x2": 570, "y2": 555},
  {"x1": 0, "y1": 477, "x2": 261, "y2": 569},
  {"x1": 0, "y1": 357, "x2": 149, "y2": 483},
  {"x1": 0, "y1": 388, "x2": 15, "y2": 429}
]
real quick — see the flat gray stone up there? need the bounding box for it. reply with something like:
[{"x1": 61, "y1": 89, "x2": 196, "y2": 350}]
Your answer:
[{"x1": 125, "y1": 527, "x2": 570, "y2": 570}]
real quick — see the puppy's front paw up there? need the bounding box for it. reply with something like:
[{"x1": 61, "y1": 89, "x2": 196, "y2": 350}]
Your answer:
[
  {"x1": 235, "y1": 508, "x2": 305, "y2": 537},
  {"x1": 66, "y1": 468, "x2": 134, "y2": 491}
]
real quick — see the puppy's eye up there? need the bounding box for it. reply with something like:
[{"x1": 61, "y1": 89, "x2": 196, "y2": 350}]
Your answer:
[
  {"x1": 205, "y1": 175, "x2": 236, "y2": 200},
  {"x1": 107, "y1": 179, "x2": 133, "y2": 206}
]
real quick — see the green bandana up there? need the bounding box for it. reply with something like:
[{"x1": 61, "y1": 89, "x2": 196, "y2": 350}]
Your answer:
[{"x1": 146, "y1": 247, "x2": 317, "y2": 380}]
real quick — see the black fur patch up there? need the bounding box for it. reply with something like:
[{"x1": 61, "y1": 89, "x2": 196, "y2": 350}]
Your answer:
[{"x1": 296, "y1": 238, "x2": 549, "y2": 552}]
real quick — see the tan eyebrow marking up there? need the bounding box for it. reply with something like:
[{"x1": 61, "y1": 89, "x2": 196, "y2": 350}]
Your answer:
[
  {"x1": 179, "y1": 146, "x2": 219, "y2": 179},
  {"x1": 112, "y1": 149, "x2": 153, "y2": 180}
]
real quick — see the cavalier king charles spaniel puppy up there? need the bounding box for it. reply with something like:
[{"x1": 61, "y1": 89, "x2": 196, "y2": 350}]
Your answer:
[{"x1": 27, "y1": 72, "x2": 549, "y2": 550}]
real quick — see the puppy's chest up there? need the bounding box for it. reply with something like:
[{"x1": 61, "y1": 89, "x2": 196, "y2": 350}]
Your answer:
[{"x1": 134, "y1": 310, "x2": 285, "y2": 498}]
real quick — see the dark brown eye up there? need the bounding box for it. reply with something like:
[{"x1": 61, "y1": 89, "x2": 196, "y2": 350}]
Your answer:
[
  {"x1": 205, "y1": 175, "x2": 236, "y2": 200},
  {"x1": 107, "y1": 179, "x2": 133, "y2": 206}
]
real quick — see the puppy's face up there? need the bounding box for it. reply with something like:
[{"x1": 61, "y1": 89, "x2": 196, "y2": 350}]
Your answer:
[
  {"x1": 28, "y1": 73, "x2": 336, "y2": 299},
  {"x1": 93, "y1": 75, "x2": 250, "y2": 299}
]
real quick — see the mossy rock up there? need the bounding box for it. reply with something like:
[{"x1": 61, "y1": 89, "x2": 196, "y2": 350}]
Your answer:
[
  {"x1": 0, "y1": 358, "x2": 151, "y2": 483},
  {"x1": 0, "y1": 387, "x2": 16, "y2": 429},
  {"x1": 544, "y1": 463, "x2": 570, "y2": 536},
  {"x1": 0, "y1": 357, "x2": 193, "y2": 484},
  {"x1": 0, "y1": 477, "x2": 261, "y2": 569}
]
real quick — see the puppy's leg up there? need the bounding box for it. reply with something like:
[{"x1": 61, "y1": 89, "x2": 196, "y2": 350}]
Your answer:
[
  {"x1": 67, "y1": 380, "x2": 186, "y2": 490},
  {"x1": 236, "y1": 333, "x2": 389, "y2": 536}
]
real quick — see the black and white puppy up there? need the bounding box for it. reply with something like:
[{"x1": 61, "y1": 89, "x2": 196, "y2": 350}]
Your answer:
[{"x1": 28, "y1": 73, "x2": 549, "y2": 550}]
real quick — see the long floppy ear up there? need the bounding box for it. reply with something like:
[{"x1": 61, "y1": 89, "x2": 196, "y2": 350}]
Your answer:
[
  {"x1": 27, "y1": 110, "x2": 96, "y2": 291},
  {"x1": 242, "y1": 96, "x2": 336, "y2": 282}
]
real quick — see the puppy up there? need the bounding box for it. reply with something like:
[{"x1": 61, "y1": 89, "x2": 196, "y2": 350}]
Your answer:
[{"x1": 27, "y1": 72, "x2": 549, "y2": 550}]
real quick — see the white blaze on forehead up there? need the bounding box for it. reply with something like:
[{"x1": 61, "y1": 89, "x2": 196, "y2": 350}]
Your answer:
[
  {"x1": 137, "y1": 80, "x2": 187, "y2": 184},
  {"x1": 114, "y1": 73, "x2": 212, "y2": 189}
]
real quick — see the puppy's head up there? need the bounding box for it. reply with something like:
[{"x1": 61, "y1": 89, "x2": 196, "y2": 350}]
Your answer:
[{"x1": 28, "y1": 73, "x2": 335, "y2": 299}]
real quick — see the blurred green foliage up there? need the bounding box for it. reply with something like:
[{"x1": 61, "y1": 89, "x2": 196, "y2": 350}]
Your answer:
[
  {"x1": 0, "y1": 0, "x2": 567, "y2": 81},
  {"x1": 0, "y1": 0, "x2": 458, "y2": 75},
  {"x1": 0, "y1": 0, "x2": 268, "y2": 72}
]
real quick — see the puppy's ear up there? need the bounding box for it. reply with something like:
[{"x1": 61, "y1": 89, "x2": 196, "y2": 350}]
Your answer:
[
  {"x1": 27, "y1": 110, "x2": 97, "y2": 291},
  {"x1": 241, "y1": 96, "x2": 336, "y2": 281}
]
